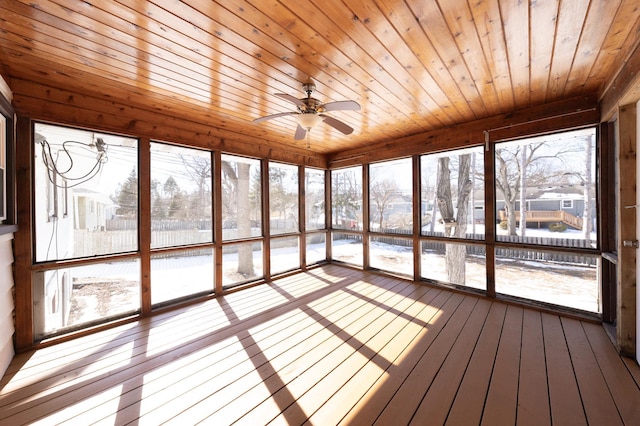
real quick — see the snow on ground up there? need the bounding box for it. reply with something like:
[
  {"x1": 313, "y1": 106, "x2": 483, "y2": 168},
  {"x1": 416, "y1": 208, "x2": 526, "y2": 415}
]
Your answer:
[{"x1": 65, "y1": 231, "x2": 599, "y2": 331}]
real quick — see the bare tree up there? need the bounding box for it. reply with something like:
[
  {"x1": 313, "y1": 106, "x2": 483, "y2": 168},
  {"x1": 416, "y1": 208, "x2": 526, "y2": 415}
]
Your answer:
[
  {"x1": 437, "y1": 155, "x2": 473, "y2": 284},
  {"x1": 370, "y1": 179, "x2": 398, "y2": 231}
]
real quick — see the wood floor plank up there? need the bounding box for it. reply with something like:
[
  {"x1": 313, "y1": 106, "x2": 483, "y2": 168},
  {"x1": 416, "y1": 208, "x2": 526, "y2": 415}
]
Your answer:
[
  {"x1": 194, "y1": 277, "x2": 418, "y2": 425},
  {"x1": 134, "y1": 276, "x2": 407, "y2": 425},
  {"x1": 51, "y1": 278, "x2": 380, "y2": 425},
  {"x1": 288, "y1": 287, "x2": 441, "y2": 426},
  {"x1": 540, "y1": 313, "x2": 587, "y2": 425},
  {"x1": 481, "y1": 305, "x2": 524, "y2": 425},
  {"x1": 561, "y1": 317, "x2": 624, "y2": 425},
  {"x1": 582, "y1": 321, "x2": 640, "y2": 424},
  {"x1": 47, "y1": 274, "x2": 396, "y2": 425},
  {"x1": 1, "y1": 266, "x2": 639, "y2": 426},
  {"x1": 373, "y1": 295, "x2": 480, "y2": 425},
  {"x1": 444, "y1": 302, "x2": 507, "y2": 426},
  {"x1": 409, "y1": 298, "x2": 492, "y2": 425},
  {"x1": 0, "y1": 275, "x2": 326, "y2": 419},
  {"x1": 1, "y1": 269, "x2": 321, "y2": 391},
  {"x1": 1, "y1": 269, "x2": 371, "y2": 424},
  {"x1": 336, "y1": 290, "x2": 463, "y2": 426},
  {"x1": 516, "y1": 309, "x2": 551, "y2": 426}
]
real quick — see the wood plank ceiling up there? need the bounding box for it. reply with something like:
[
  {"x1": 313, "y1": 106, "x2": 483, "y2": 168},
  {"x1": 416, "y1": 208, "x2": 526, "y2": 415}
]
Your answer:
[{"x1": 0, "y1": 0, "x2": 639, "y2": 156}]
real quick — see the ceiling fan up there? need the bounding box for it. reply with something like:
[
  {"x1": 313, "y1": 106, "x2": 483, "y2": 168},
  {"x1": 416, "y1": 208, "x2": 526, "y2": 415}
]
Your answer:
[{"x1": 253, "y1": 78, "x2": 360, "y2": 141}]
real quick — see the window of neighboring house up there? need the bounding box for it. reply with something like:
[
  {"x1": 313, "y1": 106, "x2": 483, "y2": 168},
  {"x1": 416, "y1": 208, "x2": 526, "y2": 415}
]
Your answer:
[{"x1": 562, "y1": 199, "x2": 573, "y2": 209}]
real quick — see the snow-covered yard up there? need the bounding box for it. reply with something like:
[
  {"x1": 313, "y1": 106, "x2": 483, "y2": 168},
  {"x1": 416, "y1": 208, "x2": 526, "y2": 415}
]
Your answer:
[{"x1": 64, "y1": 228, "x2": 599, "y2": 332}]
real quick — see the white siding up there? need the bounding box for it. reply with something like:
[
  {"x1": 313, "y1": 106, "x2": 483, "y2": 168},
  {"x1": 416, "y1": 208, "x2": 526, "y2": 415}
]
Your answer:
[{"x1": 0, "y1": 233, "x2": 15, "y2": 376}]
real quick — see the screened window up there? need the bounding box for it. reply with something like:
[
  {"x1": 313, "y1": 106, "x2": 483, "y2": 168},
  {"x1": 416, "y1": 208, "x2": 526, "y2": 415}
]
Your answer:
[
  {"x1": 150, "y1": 142, "x2": 212, "y2": 249},
  {"x1": 33, "y1": 259, "x2": 141, "y2": 339},
  {"x1": 305, "y1": 168, "x2": 325, "y2": 230},
  {"x1": 221, "y1": 155, "x2": 262, "y2": 240},
  {"x1": 421, "y1": 147, "x2": 485, "y2": 240},
  {"x1": 269, "y1": 162, "x2": 299, "y2": 235},
  {"x1": 369, "y1": 158, "x2": 412, "y2": 234},
  {"x1": 331, "y1": 166, "x2": 362, "y2": 230},
  {"x1": 34, "y1": 123, "x2": 138, "y2": 262},
  {"x1": 495, "y1": 128, "x2": 597, "y2": 248}
]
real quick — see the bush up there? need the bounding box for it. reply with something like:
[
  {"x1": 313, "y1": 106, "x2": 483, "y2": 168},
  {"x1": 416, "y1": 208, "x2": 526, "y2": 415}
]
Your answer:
[
  {"x1": 499, "y1": 221, "x2": 508, "y2": 230},
  {"x1": 549, "y1": 222, "x2": 567, "y2": 232}
]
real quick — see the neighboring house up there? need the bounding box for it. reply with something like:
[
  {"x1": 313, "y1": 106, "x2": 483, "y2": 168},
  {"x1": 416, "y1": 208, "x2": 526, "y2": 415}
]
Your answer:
[
  {"x1": 72, "y1": 187, "x2": 116, "y2": 231},
  {"x1": 496, "y1": 185, "x2": 597, "y2": 229},
  {"x1": 370, "y1": 194, "x2": 412, "y2": 230}
]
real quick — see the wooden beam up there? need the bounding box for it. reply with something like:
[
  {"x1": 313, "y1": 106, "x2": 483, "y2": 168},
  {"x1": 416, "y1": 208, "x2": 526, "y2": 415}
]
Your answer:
[
  {"x1": 600, "y1": 33, "x2": 640, "y2": 122},
  {"x1": 139, "y1": 137, "x2": 152, "y2": 315},
  {"x1": 328, "y1": 95, "x2": 599, "y2": 167},
  {"x1": 0, "y1": 73, "x2": 12, "y2": 104},
  {"x1": 615, "y1": 103, "x2": 637, "y2": 357},
  {"x1": 13, "y1": 116, "x2": 33, "y2": 350}
]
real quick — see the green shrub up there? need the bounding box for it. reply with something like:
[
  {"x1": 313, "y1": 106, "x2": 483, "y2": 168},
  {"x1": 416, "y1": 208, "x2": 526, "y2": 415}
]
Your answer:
[{"x1": 499, "y1": 221, "x2": 508, "y2": 230}]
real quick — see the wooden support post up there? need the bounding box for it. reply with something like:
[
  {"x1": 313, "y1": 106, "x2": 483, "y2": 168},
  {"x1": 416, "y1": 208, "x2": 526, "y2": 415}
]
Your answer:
[
  {"x1": 139, "y1": 137, "x2": 151, "y2": 314},
  {"x1": 616, "y1": 103, "x2": 637, "y2": 357}
]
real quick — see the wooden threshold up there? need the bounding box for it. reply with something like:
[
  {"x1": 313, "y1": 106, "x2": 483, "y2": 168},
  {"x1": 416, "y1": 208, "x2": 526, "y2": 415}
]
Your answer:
[{"x1": 1, "y1": 265, "x2": 639, "y2": 425}]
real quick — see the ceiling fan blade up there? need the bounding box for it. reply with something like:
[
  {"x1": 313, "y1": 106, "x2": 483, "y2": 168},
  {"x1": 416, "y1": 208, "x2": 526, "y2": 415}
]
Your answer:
[
  {"x1": 275, "y1": 93, "x2": 306, "y2": 108},
  {"x1": 322, "y1": 100, "x2": 361, "y2": 112},
  {"x1": 321, "y1": 115, "x2": 354, "y2": 135},
  {"x1": 253, "y1": 111, "x2": 296, "y2": 123},
  {"x1": 294, "y1": 124, "x2": 307, "y2": 140}
]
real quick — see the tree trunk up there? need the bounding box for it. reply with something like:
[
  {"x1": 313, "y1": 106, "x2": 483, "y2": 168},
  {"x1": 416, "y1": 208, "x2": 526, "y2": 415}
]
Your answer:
[
  {"x1": 438, "y1": 155, "x2": 472, "y2": 284},
  {"x1": 519, "y1": 145, "x2": 527, "y2": 237},
  {"x1": 436, "y1": 158, "x2": 455, "y2": 237},
  {"x1": 236, "y1": 162, "x2": 254, "y2": 276}
]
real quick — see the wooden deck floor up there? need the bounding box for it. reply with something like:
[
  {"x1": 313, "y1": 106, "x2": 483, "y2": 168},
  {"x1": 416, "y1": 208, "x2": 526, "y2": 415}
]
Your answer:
[{"x1": 1, "y1": 265, "x2": 640, "y2": 425}]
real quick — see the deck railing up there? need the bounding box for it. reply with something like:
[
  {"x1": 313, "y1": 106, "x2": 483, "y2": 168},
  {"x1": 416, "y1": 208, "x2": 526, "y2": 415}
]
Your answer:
[{"x1": 499, "y1": 210, "x2": 583, "y2": 229}]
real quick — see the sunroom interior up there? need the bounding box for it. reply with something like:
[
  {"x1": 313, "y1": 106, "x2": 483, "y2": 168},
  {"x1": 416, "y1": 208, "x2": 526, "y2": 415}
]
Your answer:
[{"x1": 1, "y1": 0, "x2": 640, "y2": 424}]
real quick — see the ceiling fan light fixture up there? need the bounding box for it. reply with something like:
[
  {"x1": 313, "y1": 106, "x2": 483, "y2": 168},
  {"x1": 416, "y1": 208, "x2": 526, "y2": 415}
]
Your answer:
[{"x1": 295, "y1": 112, "x2": 323, "y2": 129}]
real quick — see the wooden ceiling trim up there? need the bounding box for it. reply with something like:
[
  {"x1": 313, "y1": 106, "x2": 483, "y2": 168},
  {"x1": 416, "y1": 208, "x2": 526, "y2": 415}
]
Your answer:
[
  {"x1": 328, "y1": 94, "x2": 599, "y2": 168},
  {"x1": 11, "y1": 80, "x2": 327, "y2": 168},
  {"x1": 529, "y1": 0, "x2": 559, "y2": 105},
  {"x1": 468, "y1": 0, "x2": 515, "y2": 112},
  {"x1": 547, "y1": 0, "x2": 589, "y2": 101}
]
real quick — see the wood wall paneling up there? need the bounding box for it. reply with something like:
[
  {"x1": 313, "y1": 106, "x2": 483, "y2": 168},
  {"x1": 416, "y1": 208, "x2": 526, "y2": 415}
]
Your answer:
[{"x1": 615, "y1": 103, "x2": 637, "y2": 356}]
